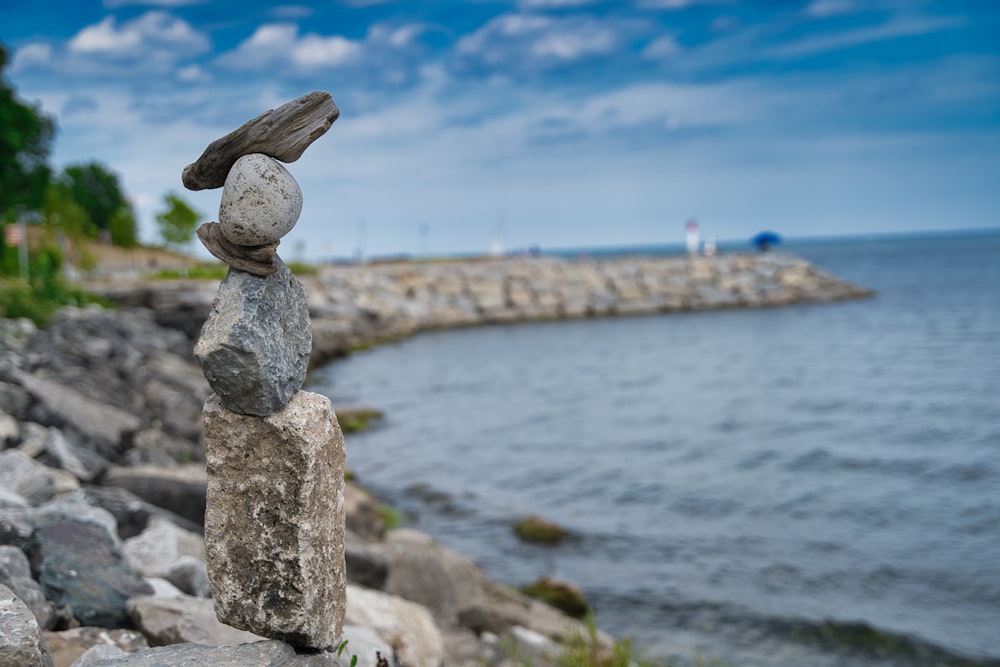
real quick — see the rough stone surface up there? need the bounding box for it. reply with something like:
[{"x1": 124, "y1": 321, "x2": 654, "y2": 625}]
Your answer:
[
  {"x1": 123, "y1": 516, "x2": 205, "y2": 580},
  {"x1": 43, "y1": 428, "x2": 108, "y2": 483},
  {"x1": 43, "y1": 627, "x2": 147, "y2": 667},
  {"x1": 194, "y1": 257, "x2": 311, "y2": 417},
  {"x1": 100, "y1": 465, "x2": 207, "y2": 528},
  {"x1": 203, "y1": 390, "x2": 347, "y2": 648},
  {"x1": 0, "y1": 545, "x2": 57, "y2": 630},
  {"x1": 197, "y1": 222, "x2": 279, "y2": 277},
  {"x1": 15, "y1": 371, "x2": 141, "y2": 457},
  {"x1": 28, "y1": 516, "x2": 152, "y2": 628},
  {"x1": 183, "y1": 90, "x2": 339, "y2": 191},
  {"x1": 219, "y1": 153, "x2": 303, "y2": 246},
  {"x1": 345, "y1": 584, "x2": 445, "y2": 667},
  {"x1": 80, "y1": 485, "x2": 203, "y2": 540},
  {"x1": 0, "y1": 451, "x2": 56, "y2": 506},
  {"x1": 0, "y1": 583, "x2": 55, "y2": 667},
  {"x1": 126, "y1": 594, "x2": 264, "y2": 646},
  {"x1": 163, "y1": 556, "x2": 210, "y2": 598},
  {"x1": 73, "y1": 640, "x2": 344, "y2": 666}
]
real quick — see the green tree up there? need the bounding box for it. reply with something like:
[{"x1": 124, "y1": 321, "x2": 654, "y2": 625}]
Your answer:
[
  {"x1": 155, "y1": 192, "x2": 202, "y2": 248},
  {"x1": 0, "y1": 42, "x2": 56, "y2": 216},
  {"x1": 62, "y1": 162, "x2": 137, "y2": 245}
]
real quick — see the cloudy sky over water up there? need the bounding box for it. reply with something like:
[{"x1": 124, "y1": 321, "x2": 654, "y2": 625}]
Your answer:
[{"x1": 4, "y1": 0, "x2": 999, "y2": 259}]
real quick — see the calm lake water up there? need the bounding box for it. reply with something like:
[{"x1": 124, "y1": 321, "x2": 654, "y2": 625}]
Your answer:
[{"x1": 310, "y1": 231, "x2": 1000, "y2": 667}]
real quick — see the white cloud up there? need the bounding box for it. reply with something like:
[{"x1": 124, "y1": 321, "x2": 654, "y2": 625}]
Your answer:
[
  {"x1": 293, "y1": 34, "x2": 362, "y2": 66},
  {"x1": 103, "y1": 0, "x2": 205, "y2": 6},
  {"x1": 638, "y1": 0, "x2": 731, "y2": 9},
  {"x1": 806, "y1": 0, "x2": 855, "y2": 18},
  {"x1": 10, "y1": 43, "x2": 53, "y2": 72},
  {"x1": 271, "y1": 5, "x2": 315, "y2": 19},
  {"x1": 767, "y1": 15, "x2": 965, "y2": 59},
  {"x1": 456, "y1": 13, "x2": 619, "y2": 70},
  {"x1": 519, "y1": 0, "x2": 598, "y2": 8},
  {"x1": 218, "y1": 23, "x2": 364, "y2": 69},
  {"x1": 643, "y1": 35, "x2": 681, "y2": 59},
  {"x1": 68, "y1": 11, "x2": 209, "y2": 61}
]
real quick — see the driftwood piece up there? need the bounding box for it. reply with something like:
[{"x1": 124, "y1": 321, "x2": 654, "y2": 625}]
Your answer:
[
  {"x1": 183, "y1": 91, "x2": 339, "y2": 191},
  {"x1": 197, "y1": 222, "x2": 279, "y2": 276}
]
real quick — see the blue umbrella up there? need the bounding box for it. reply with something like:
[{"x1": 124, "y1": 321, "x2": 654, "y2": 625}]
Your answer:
[{"x1": 751, "y1": 231, "x2": 781, "y2": 252}]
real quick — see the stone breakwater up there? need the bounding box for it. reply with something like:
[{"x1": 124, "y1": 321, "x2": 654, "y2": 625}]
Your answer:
[{"x1": 93, "y1": 252, "x2": 873, "y2": 365}]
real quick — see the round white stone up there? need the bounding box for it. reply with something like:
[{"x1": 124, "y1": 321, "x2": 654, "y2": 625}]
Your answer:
[{"x1": 218, "y1": 153, "x2": 303, "y2": 246}]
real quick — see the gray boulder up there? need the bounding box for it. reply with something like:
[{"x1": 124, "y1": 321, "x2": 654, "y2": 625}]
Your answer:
[
  {"x1": 100, "y1": 465, "x2": 207, "y2": 527},
  {"x1": 0, "y1": 545, "x2": 56, "y2": 629},
  {"x1": 194, "y1": 257, "x2": 311, "y2": 416},
  {"x1": 0, "y1": 583, "x2": 54, "y2": 667},
  {"x1": 74, "y1": 639, "x2": 344, "y2": 666},
  {"x1": 126, "y1": 594, "x2": 263, "y2": 646},
  {"x1": 42, "y1": 627, "x2": 147, "y2": 667},
  {"x1": 28, "y1": 516, "x2": 152, "y2": 627}
]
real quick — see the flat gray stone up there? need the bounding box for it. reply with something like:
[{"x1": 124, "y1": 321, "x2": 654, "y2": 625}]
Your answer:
[
  {"x1": 183, "y1": 90, "x2": 339, "y2": 191},
  {"x1": 126, "y1": 594, "x2": 264, "y2": 646},
  {"x1": 44, "y1": 427, "x2": 108, "y2": 482},
  {"x1": 194, "y1": 257, "x2": 311, "y2": 417},
  {"x1": 14, "y1": 371, "x2": 141, "y2": 457},
  {"x1": 203, "y1": 391, "x2": 346, "y2": 649},
  {"x1": 100, "y1": 465, "x2": 207, "y2": 528},
  {"x1": 28, "y1": 516, "x2": 152, "y2": 628},
  {"x1": 0, "y1": 451, "x2": 55, "y2": 506},
  {"x1": 0, "y1": 583, "x2": 54, "y2": 667},
  {"x1": 73, "y1": 639, "x2": 343, "y2": 666},
  {"x1": 0, "y1": 545, "x2": 56, "y2": 630}
]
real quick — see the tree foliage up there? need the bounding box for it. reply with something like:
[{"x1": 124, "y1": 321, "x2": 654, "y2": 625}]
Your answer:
[
  {"x1": 155, "y1": 192, "x2": 202, "y2": 248},
  {"x1": 0, "y1": 43, "x2": 56, "y2": 216},
  {"x1": 62, "y1": 162, "x2": 132, "y2": 237}
]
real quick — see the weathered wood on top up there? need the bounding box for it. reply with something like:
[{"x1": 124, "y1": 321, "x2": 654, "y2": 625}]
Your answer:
[{"x1": 182, "y1": 91, "x2": 339, "y2": 191}]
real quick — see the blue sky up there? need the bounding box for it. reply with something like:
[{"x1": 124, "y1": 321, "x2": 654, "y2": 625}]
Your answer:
[{"x1": 3, "y1": 0, "x2": 999, "y2": 259}]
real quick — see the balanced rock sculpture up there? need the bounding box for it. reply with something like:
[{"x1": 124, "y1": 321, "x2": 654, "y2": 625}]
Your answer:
[{"x1": 186, "y1": 91, "x2": 346, "y2": 650}]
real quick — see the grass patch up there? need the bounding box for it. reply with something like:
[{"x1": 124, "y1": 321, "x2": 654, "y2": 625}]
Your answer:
[{"x1": 0, "y1": 278, "x2": 109, "y2": 328}]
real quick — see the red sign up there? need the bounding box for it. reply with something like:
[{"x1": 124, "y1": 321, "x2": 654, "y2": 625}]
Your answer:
[{"x1": 4, "y1": 224, "x2": 24, "y2": 247}]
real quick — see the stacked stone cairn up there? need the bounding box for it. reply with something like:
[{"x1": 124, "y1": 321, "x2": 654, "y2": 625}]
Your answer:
[{"x1": 183, "y1": 91, "x2": 347, "y2": 651}]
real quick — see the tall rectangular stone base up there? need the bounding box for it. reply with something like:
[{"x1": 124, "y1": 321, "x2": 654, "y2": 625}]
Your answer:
[{"x1": 202, "y1": 390, "x2": 346, "y2": 649}]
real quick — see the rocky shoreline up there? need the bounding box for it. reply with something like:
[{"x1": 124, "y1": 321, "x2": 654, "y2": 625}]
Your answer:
[{"x1": 1, "y1": 253, "x2": 872, "y2": 666}]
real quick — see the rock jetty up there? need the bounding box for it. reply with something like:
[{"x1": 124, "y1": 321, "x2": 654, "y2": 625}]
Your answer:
[{"x1": 91, "y1": 251, "x2": 873, "y2": 365}]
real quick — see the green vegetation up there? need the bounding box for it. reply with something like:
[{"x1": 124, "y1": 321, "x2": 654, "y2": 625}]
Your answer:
[
  {"x1": 514, "y1": 514, "x2": 569, "y2": 545},
  {"x1": 151, "y1": 263, "x2": 229, "y2": 280},
  {"x1": 501, "y1": 614, "x2": 668, "y2": 667},
  {"x1": 337, "y1": 406, "x2": 384, "y2": 433},
  {"x1": 156, "y1": 192, "x2": 202, "y2": 249},
  {"x1": 521, "y1": 576, "x2": 589, "y2": 619},
  {"x1": 0, "y1": 272, "x2": 108, "y2": 327},
  {"x1": 378, "y1": 503, "x2": 405, "y2": 530}
]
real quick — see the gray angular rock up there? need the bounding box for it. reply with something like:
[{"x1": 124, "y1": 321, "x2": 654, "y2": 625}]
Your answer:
[
  {"x1": 78, "y1": 486, "x2": 202, "y2": 540},
  {"x1": 28, "y1": 516, "x2": 152, "y2": 628},
  {"x1": 203, "y1": 391, "x2": 346, "y2": 649},
  {"x1": 0, "y1": 545, "x2": 56, "y2": 630},
  {"x1": 163, "y1": 556, "x2": 210, "y2": 598},
  {"x1": 194, "y1": 257, "x2": 311, "y2": 417},
  {"x1": 123, "y1": 516, "x2": 205, "y2": 579},
  {"x1": 0, "y1": 583, "x2": 55, "y2": 667},
  {"x1": 74, "y1": 639, "x2": 344, "y2": 666},
  {"x1": 126, "y1": 594, "x2": 263, "y2": 646},
  {"x1": 345, "y1": 584, "x2": 444, "y2": 667},
  {"x1": 0, "y1": 450, "x2": 56, "y2": 506},
  {"x1": 14, "y1": 371, "x2": 140, "y2": 458},
  {"x1": 42, "y1": 627, "x2": 147, "y2": 667},
  {"x1": 100, "y1": 465, "x2": 207, "y2": 528},
  {"x1": 43, "y1": 428, "x2": 108, "y2": 482}
]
